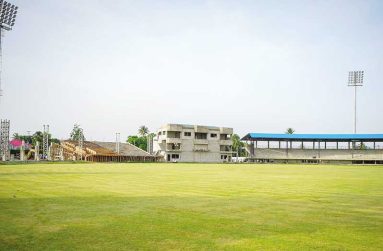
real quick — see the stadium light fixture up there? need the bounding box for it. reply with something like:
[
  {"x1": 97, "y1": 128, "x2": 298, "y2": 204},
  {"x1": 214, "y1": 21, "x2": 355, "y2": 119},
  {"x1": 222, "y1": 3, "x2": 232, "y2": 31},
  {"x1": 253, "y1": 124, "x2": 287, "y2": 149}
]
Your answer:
[
  {"x1": 0, "y1": 0, "x2": 18, "y2": 97},
  {"x1": 348, "y1": 71, "x2": 364, "y2": 134}
]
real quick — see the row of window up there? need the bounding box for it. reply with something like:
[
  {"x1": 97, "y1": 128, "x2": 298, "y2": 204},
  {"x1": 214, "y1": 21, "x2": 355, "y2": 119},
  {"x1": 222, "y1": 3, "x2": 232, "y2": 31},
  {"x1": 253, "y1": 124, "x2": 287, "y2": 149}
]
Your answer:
[
  {"x1": 159, "y1": 131, "x2": 220, "y2": 137},
  {"x1": 186, "y1": 132, "x2": 217, "y2": 137},
  {"x1": 169, "y1": 154, "x2": 231, "y2": 161}
]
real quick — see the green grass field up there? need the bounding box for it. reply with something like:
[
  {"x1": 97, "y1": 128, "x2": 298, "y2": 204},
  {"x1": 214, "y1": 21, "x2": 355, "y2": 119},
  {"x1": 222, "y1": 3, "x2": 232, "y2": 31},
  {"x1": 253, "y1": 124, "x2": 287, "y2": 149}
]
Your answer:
[{"x1": 0, "y1": 163, "x2": 382, "y2": 250}]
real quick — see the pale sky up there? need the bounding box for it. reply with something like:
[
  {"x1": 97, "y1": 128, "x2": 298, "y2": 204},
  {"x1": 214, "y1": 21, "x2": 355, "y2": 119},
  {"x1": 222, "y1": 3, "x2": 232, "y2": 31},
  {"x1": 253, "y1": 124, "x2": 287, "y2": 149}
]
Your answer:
[{"x1": 2, "y1": 0, "x2": 383, "y2": 141}]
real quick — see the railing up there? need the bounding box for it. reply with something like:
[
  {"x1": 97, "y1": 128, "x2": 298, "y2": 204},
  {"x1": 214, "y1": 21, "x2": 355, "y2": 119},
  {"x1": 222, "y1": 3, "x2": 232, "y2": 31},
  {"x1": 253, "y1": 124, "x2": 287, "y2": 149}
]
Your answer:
[
  {"x1": 219, "y1": 139, "x2": 232, "y2": 145},
  {"x1": 166, "y1": 138, "x2": 182, "y2": 144},
  {"x1": 194, "y1": 139, "x2": 208, "y2": 145}
]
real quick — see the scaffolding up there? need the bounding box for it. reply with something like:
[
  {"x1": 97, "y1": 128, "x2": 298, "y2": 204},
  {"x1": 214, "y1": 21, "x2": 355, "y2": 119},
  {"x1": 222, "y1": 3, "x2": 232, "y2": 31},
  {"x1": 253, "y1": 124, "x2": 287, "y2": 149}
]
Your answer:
[
  {"x1": 0, "y1": 119, "x2": 9, "y2": 160},
  {"x1": 42, "y1": 125, "x2": 49, "y2": 160}
]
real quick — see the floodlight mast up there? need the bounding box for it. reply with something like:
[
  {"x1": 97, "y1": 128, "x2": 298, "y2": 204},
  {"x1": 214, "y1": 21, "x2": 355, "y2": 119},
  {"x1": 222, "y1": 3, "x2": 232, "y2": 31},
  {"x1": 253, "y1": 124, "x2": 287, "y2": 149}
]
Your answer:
[
  {"x1": 347, "y1": 71, "x2": 364, "y2": 134},
  {"x1": 0, "y1": 0, "x2": 18, "y2": 99}
]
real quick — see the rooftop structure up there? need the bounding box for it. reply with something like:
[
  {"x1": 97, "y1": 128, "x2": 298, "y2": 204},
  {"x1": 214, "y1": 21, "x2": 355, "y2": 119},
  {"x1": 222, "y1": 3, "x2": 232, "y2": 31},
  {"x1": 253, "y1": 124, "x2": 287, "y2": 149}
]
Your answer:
[
  {"x1": 242, "y1": 133, "x2": 383, "y2": 142},
  {"x1": 242, "y1": 132, "x2": 383, "y2": 164},
  {"x1": 60, "y1": 140, "x2": 159, "y2": 162}
]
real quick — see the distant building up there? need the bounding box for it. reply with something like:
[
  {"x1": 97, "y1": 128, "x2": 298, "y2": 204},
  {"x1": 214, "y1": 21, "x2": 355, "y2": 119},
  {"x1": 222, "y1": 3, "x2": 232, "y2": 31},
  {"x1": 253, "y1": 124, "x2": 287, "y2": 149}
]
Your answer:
[{"x1": 153, "y1": 124, "x2": 233, "y2": 162}]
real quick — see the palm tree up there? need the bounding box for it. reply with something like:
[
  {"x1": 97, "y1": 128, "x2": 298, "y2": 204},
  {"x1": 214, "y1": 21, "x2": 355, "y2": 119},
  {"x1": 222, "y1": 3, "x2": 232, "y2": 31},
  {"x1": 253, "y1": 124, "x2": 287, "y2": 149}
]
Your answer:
[
  {"x1": 138, "y1": 126, "x2": 149, "y2": 137},
  {"x1": 12, "y1": 133, "x2": 20, "y2": 140},
  {"x1": 285, "y1": 128, "x2": 295, "y2": 149},
  {"x1": 232, "y1": 134, "x2": 241, "y2": 157},
  {"x1": 285, "y1": 128, "x2": 295, "y2": 134}
]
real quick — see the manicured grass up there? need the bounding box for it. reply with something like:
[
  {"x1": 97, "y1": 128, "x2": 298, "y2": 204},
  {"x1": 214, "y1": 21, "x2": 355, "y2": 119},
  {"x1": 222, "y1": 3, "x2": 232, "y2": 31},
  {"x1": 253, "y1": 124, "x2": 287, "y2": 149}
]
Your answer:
[{"x1": 0, "y1": 163, "x2": 382, "y2": 250}]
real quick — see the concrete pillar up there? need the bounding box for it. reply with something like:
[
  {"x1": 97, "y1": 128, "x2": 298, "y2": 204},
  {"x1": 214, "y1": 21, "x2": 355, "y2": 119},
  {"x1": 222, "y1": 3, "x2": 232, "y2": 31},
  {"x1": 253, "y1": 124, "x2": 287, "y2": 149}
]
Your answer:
[
  {"x1": 348, "y1": 142, "x2": 351, "y2": 150},
  {"x1": 301, "y1": 141, "x2": 304, "y2": 149},
  {"x1": 60, "y1": 147, "x2": 64, "y2": 161},
  {"x1": 250, "y1": 142, "x2": 255, "y2": 157},
  {"x1": 313, "y1": 141, "x2": 315, "y2": 149},
  {"x1": 336, "y1": 142, "x2": 338, "y2": 150},
  {"x1": 373, "y1": 142, "x2": 376, "y2": 150},
  {"x1": 278, "y1": 141, "x2": 281, "y2": 149},
  {"x1": 47, "y1": 143, "x2": 52, "y2": 161},
  {"x1": 324, "y1": 142, "x2": 327, "y2": 149},
  {"x1": 267, "y1": 141, "x2": 270, "y2": 149},
  {"x1": 20, "y1": 140, "x2": 25, "y2": 161},
  {"x1": 255, "y1": 141, "x2": 258, "y2": 149},
  {"x1": 35, "y1": 142, "x2": 40, "y2": 161}
]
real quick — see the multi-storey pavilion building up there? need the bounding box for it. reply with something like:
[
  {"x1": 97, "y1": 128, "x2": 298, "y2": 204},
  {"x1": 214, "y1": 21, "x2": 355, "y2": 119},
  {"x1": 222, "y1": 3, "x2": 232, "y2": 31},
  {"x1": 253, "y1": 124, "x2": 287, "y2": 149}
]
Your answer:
[{"x1": 153, "y1": 124, "x2": 233, "y2": 162}]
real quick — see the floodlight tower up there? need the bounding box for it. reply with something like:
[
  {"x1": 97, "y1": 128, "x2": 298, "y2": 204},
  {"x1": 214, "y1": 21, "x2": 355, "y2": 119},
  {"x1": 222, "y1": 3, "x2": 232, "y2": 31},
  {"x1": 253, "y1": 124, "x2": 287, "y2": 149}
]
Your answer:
[
  {"x1": 348, "y1": 71, "x2": 364, "y2": 134},
  {"x1": 78, "y1": 128, "x2": 84, "y2": 160},
  {"x1": 43, "y1": 125, "x2": 49, "y2": 160},
  {"x1": 0, "y1": 0, "x2": 18, "y2": 98}
]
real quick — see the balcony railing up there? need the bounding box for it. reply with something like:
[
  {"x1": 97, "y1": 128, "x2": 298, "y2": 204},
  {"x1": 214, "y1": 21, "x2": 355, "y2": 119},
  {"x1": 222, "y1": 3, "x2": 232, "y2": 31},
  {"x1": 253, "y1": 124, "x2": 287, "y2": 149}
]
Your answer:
[
  {"x1": 166, "y1": 138, "x2": 182, "y2": 144},
  {"x1": 219, "y1": 139, "x2": 232, "y2": 145},
  {"x1": 166, "y1": 148, "x2": 182, "y2": 152},
  {"x1": 194, "y1": 139, "x2": 208, "y2": 145}
]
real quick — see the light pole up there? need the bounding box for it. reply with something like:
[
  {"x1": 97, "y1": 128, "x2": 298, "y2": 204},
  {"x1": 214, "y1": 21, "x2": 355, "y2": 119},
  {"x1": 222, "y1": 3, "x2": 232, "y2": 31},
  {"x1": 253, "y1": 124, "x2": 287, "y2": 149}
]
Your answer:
[
  {"x1": 0, "y1": 0, "x2": 18, "y2": 98},
  {"x1": 348, "y1": 71, "x2": 364, "y2": 134}
]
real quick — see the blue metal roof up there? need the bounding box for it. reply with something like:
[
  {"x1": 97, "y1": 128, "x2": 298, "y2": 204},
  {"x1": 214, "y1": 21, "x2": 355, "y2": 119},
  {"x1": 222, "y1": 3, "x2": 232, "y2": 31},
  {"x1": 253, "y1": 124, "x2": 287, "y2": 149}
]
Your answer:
[{"x1": 241, "y1": 133, "x2": 383, "y2": 141}]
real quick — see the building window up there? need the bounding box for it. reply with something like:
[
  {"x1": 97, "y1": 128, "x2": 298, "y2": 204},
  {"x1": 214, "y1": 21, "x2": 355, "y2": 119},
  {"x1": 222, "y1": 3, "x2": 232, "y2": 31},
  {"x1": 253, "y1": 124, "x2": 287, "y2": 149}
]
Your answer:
[
  {"x1": 158, "y1": 132, "x2": 162, "y2": 136},
  {"x1": 220, "y1": 145, "x2": 231, "y2": 151},
  {"x1": 184, "y1": 132, "x2": 191, "y2": 137},
  {"x1": 172, "y1": 154, "x2": 180, "y2": 159},
  {"x1": 210, "y1": 133, "x2": 217, "y2": 138},
  {"x1": 221, "y1": 155, "x2": 227, "y2": 160},
  {"x1": 163, "y1": 131, "x2": 166, "y2": 135},
  {"x1": 195, "y1": 133, "x2": 207, "y2": 139},
  {"x1": 220, "y1": 134, "x2": 231, "y2": 140},
  {"x1": 167, "y1": 131, "x2": 181, "y2": 138}
]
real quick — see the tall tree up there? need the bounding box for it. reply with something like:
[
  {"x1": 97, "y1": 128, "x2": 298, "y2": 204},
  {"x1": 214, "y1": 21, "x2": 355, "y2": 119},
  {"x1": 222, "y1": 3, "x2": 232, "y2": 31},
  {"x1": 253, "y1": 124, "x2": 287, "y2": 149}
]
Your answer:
[
  {"x1": 138, "y1": 125, "x2": 149, "y2": 137},
  {"x1": 12, "y1": 131, "x2": 58, "y2": 145},
  {"x1": 232, "y1": 134, "x2": 246, "y2": 157},
  {"x1": 127, "y1": 135, "x2": 147, "y2": 151},
  {"x1": 70, "y1": 124, "x2": 85, "y2": 141}
]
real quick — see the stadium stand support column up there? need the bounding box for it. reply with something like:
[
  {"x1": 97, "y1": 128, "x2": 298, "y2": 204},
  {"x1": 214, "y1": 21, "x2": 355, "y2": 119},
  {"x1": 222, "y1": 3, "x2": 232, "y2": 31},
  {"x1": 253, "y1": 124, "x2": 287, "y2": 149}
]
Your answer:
[
  {"x1": 348, "y1": 142, "x2": 351, "y2": 149},
  {"x1": 267, "y1": 141, "x2": 270, "y2": 149},
  {"x1": 301, "y1": 141, "x2": 304, "y2": 149},
  {"x1": 278, "y1": 141, "x2": 281, "y2": 149},
  {"x1": 373, "y1": 142, "x2": 376, "y2": 149},
  {"x1": 336, "y1": 142, "x2": 339, "y2": 150},
  {"x1": 255, "y1": 141, "x2": 258, "y2": 149},
  {"x1": 324, "y1": 142, "x2": 327, "y2": 149},
  {"x1": 313, "y1": 141, "x2": 315, "y2": 150}
]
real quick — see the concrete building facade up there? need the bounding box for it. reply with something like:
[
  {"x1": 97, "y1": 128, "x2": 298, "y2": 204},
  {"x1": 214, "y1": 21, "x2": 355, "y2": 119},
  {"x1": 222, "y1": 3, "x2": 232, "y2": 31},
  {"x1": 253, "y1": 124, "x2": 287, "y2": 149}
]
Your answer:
[{"x1": 153, "y1": 124, "x2": 233, "y2": 162}]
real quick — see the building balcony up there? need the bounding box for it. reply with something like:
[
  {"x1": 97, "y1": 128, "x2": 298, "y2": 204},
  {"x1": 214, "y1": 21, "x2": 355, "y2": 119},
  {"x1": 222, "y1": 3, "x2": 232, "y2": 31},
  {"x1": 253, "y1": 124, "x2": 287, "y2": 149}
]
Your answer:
[
  {"x1": 166, "y1": 148, "x2": 182, "y2": 152},
  {"x1": 220, "y1": 150, "x2": 234, "y2": 154},
  {"x1": 219, "y1": 139, "x2": 232, "y2": 145},
  {"x1": 194, "y1": 139, "x2": 208, "y2": 145},
  {"x1": 193, "y1": 148, "x2": 209, "y2": 152},
  {"x1": 166, "y1": 138, "x2": 182, "y2": 144}
]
